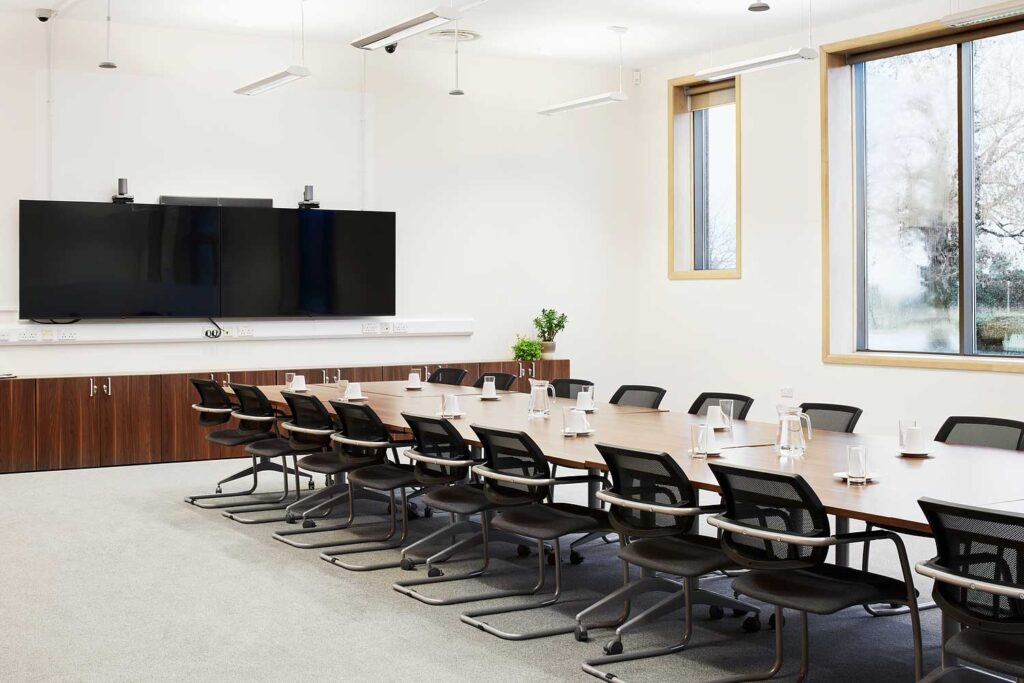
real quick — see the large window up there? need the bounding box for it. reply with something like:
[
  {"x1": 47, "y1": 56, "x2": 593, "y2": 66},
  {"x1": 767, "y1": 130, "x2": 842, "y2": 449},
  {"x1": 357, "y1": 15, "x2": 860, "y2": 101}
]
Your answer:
[{"x1": 855, "y1": 29, "x2": 1024, "y2": 358}]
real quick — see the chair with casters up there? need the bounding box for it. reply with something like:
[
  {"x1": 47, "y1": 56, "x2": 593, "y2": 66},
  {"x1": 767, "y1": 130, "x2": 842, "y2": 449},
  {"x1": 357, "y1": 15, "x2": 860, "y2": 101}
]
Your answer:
[
  {"x1": 317, "y1": 401, "x2": 418, "y2": 571},
  {"x1": 864, "y1": 415, "x2": 1024, "y2": 618},
  {"x1": 706, "y1": 462, "x2": 922, "y2": 683},
  {"x1": 550, "y1": 378, "x2": 595, "y2": 400},
  {"x1": 459, "y1": 425, "x2": 617, "y2": 641},
  {"x1": 916, "y1": 498, "x2": 1024, "y2": 683},
  {"x1": 688, "y1": 392, "x2": 754, "y2": 419},
  {"x1": 184, "y1": 379, "x2": 304, "y2": 509},
  {"x1": 798, "y1": 402, "x2": 863, "y2": 433},
  {"x1": 576, "y1": 444, "x2": 760, "y2": 682},
  {"x1": 609, "y1": 385, "x2": 666, "y2": 409},
  {"x1": 427, "y1": 367, "x2": 468, "y2": 385},
  {"x1": 472, "y1": 372, "x2": 517, "y2": 391}
]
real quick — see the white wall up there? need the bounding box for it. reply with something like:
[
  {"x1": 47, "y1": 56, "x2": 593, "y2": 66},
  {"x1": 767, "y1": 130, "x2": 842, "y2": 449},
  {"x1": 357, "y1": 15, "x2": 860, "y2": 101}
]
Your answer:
[
  {"x1": 632, "y1": 0, "x2": 1024, "y2": 436},
  {"x1": 0, "y1": 12, "x2": 640, "y2": 387}
]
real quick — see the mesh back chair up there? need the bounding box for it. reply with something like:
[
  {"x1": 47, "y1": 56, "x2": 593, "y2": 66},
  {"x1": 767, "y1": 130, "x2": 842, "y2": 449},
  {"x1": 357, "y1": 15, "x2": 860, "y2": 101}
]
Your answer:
[
  {"x1": 610, "y1": 385, "x2": 667, "y2": 409},
  {"x1": 799, "y1": 402, "x2": 863, "y2": 433},
  {"x1": 707, "y1": 463, "x2": 923, "y2": 682},
  {"x1": 689, "y1": 392, "x2": 754, "y2": 420},
  {"x1": 551, "y1": 378, "x2": 595, "y2": 400},
  {"x1": 472, "y1": 372, "x2": 517, "y2": 391},
  {"x1": 917, "y1": 498, "x2": 1024, "y2": 681},
  {"x1": 427, "y1": 367, "x2": 468, "y2": 386},
  {"x1": 936, "y1": 416, "x2": 1024, "y2": 451},
  {"x1": 576, "y1": 445, "x2": 759, "y2": 680},
  {"x1": 313, "y1": 401, "x2": 418, "y2": 571},
  {"x1": 460, "y1": 425, "x2": 611, "y2": 640}
]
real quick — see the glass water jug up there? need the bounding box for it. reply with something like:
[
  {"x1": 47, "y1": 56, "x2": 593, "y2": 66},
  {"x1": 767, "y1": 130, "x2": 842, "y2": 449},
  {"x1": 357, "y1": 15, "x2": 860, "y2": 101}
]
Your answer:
[
  {"x1": 776, "y1": 405, "x2": 812, "y2": 457},
  {"x1": 527, "y1": 379, "x2": 556, "y2": 418}
]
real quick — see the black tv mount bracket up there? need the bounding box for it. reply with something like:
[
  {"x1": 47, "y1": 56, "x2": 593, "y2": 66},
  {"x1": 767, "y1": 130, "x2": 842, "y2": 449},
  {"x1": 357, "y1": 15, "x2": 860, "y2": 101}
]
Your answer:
[{"x1": 112, "y1": 178, "x2": 134, "y2": 204}]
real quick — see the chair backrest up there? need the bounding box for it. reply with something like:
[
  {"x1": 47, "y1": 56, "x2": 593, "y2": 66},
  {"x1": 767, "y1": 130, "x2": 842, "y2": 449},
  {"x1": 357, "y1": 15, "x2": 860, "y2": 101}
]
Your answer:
[
  {"x1": 427, "y1": 367, "x2": 468, "y2": 386},
  {"x1": 228, "y1": 383, "x2": 276, "y2": 433},
  {"x1": 919, "y1": 498, "x2": 1024, "y2": 633},
  {"x1": 596, "y1": 443, "x2": 699, "y2": 537},
  {"x1": 709, "y1": 462, "x2": 831, "y2": 570},
  {"x1": 190, "y1": 378, "x2": 233, "y2": 426},
  {"x1": 402, "y1": 412, "x2": 472, "y2": 484},
  {"x1": 935, "y1": 416, "x2": 1024, "y2": 451},
  {"x1": 472, "y1": 372, "x2": 517, "y2": 391},
  {"x1": 799, "y1": 402, "x2": 863, "y2": 433},
  {"x1": 282, "y1": 392, "x2": 335, "y2": 451},
  {"x1": 470, "y1": 424, "x2": 551, "y2": 506},
  {"x1": 329, "y1": 400, "x2": 391, "y2": 459},
  {"x1": 610, "y1": 385, "x2": 667, "y2": 409},
  {"x1": 689, "y1": 392, "x2": 754, "y2": 419},
  {"x1": 550, "y1": 378, "x2": 594, "y2": 400}
]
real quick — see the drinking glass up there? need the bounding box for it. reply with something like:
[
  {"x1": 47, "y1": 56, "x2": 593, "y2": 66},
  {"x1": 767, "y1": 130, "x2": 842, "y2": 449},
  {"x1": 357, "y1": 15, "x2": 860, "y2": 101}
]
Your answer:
[
  {"x1": 482, "y1": 376, "x2": 497, "y2": 398},
  {"x1": 846, "y1": 445, "x2": 868, "y2": 485},
  {"x1": 690, "y1": 423, "x2": 710, "y2": 458},
  {"x1": 284, "y1": 372, "x2": 296, "y2": 390},
  {"x1": 898, "y1": 418, "x2": 917, "y2": 451},
  {"x1": 562, "y1": 406, "x2": 580, "y2": 437},
  {"x1": 717, "y1": 399, "x2": 734, "y2": 430}
]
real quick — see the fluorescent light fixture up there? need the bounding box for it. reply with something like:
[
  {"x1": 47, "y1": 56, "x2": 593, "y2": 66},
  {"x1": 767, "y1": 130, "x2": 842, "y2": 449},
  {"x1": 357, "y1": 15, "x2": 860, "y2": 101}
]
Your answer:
[
  {"x1": 940, "y1": 0, "x2": 1024, "y2": 27},
  {"x1": 695, "y1": 46, "x2": 817, "y2": 82},
  {"x1": 352, "y1": 6, "x2": 461, "y2": 50},
  {"x1": 538, "y1": 91, "x2": 627, "y2": 116},
  {"x1": 234, "y1": 65, "x2": 311, "y2": 96}
]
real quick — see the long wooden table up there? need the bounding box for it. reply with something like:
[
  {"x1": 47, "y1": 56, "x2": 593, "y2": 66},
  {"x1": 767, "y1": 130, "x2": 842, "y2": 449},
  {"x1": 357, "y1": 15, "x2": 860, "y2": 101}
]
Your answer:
[{"x1": 258, "y1": 382, "x2": 1023, "y2": 536}]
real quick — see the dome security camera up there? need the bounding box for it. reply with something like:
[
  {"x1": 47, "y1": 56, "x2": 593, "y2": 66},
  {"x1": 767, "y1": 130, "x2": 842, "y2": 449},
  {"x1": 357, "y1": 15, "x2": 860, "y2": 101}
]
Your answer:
[
  {"x1": 35, "y1": 8, "x2": 55, "y2": 22},
  {"x1": 384, "y1": 42, "x2": 398, "y2": 54}
]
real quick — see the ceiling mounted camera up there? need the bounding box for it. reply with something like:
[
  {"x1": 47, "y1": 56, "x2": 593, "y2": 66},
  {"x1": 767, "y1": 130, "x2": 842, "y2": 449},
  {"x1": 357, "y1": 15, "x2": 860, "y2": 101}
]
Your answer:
[
  {"x1": 35, "y1": 8, "x2": 55, "y2": 22},
  {"x1": 384, "y1": 43, "x2": 398, "y2": 54}
]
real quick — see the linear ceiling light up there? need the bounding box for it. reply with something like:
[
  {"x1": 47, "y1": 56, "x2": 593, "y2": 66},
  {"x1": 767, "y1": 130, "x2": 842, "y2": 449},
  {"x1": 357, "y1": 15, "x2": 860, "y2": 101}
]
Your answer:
[
  {"x1": 940, "y1": 1, "x2": 1024, "y2": 27},
  {"x1": 538, "y1": 26, "x2": 628, "y2": 116},
  {"x1": 695, "y1": 46, "x2": 817, "y2": 82},
  {"x1": 235, "y1": 0, "x2": 310, "y2": 95},
  {"x1": 352, "y1": 6, "x2": 461, "y2": 50}
]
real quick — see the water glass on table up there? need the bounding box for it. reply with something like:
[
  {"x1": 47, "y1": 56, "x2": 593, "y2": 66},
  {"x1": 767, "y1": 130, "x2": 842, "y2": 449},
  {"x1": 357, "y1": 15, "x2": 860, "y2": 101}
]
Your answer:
[
  {"x1": 690, "y1": 423, "x2": 717, "y2": 457},
  {"x1": 846, "y1": 445, "x2": 868, "y2": 485},
  {"x1": 285, "y1": 372, "x2": 296, "y2": 390}
]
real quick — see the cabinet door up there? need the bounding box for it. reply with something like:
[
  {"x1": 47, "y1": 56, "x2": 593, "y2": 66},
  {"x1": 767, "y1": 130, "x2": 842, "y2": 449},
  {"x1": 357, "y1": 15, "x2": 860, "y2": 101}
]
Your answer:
[
  {"x1": 339, "y1": 366, "x2": 383, "y2": 382},
  {"x1": 478, "y1": 361, "x2": 526, "y2": 393},
  {"x1": 278, "y1": 368, "x2": 330, "y2": 385},
  {"x1": 451, "y1": 363, "x2": 480, "y2": 386},
  {"x1": 381, "y1": 364, "x2": 426, "y2": 382},
  {"x1": 160, "y1": 373, "x2": 217, "y2": 462},
  {"x1": 106, "y1": 375, "x2": 162, "y2": 466},
  {"x1": 36, "y1": 377, "x2": 104, "y2": 470},
  {"x1": 534, "y1": 359, "x2": 570, "y2": 382},
  {"x1": 0, "y1": 379, "x2": 37, "y2": 473}
]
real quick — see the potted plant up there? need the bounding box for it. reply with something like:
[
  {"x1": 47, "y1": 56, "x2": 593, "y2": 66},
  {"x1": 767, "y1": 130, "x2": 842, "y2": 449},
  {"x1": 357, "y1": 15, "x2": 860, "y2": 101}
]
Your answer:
[
  {"x1": 533, "y1": 308, "x2": 568, "y2": 359},
  {"x1": 511, "y1": 335, "x2": 543, "y2": 361}
]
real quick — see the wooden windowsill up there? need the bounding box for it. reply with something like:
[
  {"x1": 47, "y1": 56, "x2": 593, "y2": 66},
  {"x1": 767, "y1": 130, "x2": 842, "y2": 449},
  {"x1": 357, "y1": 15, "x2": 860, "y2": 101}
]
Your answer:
[
  {"x1": 668, "y1": 268, "x2": 742, "y2": 281},
  {"x1": 824, "y1": 351, "x2": 1024, "y2": 374}
]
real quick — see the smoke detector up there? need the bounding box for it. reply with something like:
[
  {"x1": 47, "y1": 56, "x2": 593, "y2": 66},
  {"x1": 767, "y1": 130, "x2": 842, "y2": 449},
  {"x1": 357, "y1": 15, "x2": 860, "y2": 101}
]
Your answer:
[{"x1": 427, "y1": 28, "x2": 481, "y2": 42}]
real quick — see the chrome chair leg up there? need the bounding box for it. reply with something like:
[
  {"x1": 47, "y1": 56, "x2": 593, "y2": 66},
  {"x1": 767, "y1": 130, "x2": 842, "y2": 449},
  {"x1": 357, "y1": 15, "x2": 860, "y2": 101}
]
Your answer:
[
  {"x1": 707, "y1": 605, "x2": 786, "y2": 683},
  {"x1": 186, "y1": 455, "x2": 307, "y2": 509},
  {"x1": 222, "y1": 456, "x2": 308, "y2": 523},
  {"x1": 319, "y1": 488, "x2": 412, "y2": 571}
]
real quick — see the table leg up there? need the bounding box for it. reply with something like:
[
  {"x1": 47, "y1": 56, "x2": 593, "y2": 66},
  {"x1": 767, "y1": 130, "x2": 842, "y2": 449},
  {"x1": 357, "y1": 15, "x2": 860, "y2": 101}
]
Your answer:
[
  {"x1": 834, "y1": 516, "x2": 850, "y2": 567},
  {"x1": 588, "y1": 468, "x2": 602, "y2": 509},
  {"x1": 941, "y1": 612, "x2": 959, "y2": 667}
]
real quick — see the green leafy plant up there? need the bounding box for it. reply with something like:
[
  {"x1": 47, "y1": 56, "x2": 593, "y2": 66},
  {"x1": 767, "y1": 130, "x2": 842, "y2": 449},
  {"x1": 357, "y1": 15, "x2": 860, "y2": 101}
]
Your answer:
[
  {"x1": 533, "y1": 308, "x2": 568, "y2": 342},
  {"x1": 511, "y1": 335, "x2": 543, "y2": 361}
]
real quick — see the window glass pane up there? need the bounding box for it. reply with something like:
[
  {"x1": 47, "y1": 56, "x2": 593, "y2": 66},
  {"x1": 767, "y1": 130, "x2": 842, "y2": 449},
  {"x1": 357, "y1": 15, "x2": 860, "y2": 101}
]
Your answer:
[
  {"x1": 973, "y1": 31, "x2": 1024, "y2": 356},
  {"x1": 862, "y1": 46, "x2": 959, "y2": 353},
  {"x1": 694, "y1": 102, "x2": 737, "y2": 270}
]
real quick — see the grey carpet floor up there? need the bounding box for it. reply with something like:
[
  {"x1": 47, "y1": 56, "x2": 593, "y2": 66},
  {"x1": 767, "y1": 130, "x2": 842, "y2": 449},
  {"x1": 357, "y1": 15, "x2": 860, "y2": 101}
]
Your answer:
[{"x1": 0, "y1": 460, "x2": 945, "y2": 682}]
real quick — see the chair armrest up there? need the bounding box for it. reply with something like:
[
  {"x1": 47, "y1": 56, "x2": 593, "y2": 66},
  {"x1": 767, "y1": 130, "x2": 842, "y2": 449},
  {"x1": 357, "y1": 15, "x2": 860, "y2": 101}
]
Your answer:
[
  {"x1": 281, "y1": 421, "x2": 336, "y2": 436},
  {"x1": 596, "y1": 489, "x2": 702, "y2": 517},
  {"x1": 404, "y1": 447, "x2": 478, "y2": 468},
  {"x1": 553, "y1": 474, "x2": 608, "y2": 487},
  {"x1": 329, "y1": 434, "x2": 394, "y2": 449},
  {"x1": 832, "y1": 530, "x2": 898, "y2": 546},
  {"x1": 192, "y1": 404, "x2": 234, "y2": 414},
  {"x1": 472, "y1": 465, "x2": 556, "y2": 487},
  {"x1": 230, "y1": 411, "x2": 277, "y2": 422},
  {"x1": 916, "y1": 560, "x2": 1024, "y2": 601},
  {"x1": 708, "y1": 515, "x2": 834, "y2": 547}
]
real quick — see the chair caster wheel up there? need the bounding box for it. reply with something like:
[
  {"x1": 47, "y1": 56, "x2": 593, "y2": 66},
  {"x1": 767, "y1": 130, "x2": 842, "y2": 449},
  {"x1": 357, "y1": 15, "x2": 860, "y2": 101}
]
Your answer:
[
  {"x1": 427, "y1": 567, "x2": 443, "y2": 578},
  {"x1": 423, "y1": 507, "x2": 433, "y2": 518},
  {"x1": 569, "y1": 550, "x2": 584, "y2": 565},
  {"x1": 546, "y1": 551, "x2": 557, "y2": 566},
  {"x1": 302, "y1": 519, "x2": 316, "y2": 529},
  {"x1": 516, "y1": 545, "x2": 531, "y2": 558},
  {"x1": 768, "y1": 613, "x2": 785, "y2": 630},
  {"x1": 308, "y1": 480, "x2": 315, "y2": 490},
  {"x1": 742, "y1": 616, "x2": 762, "y2": 633},
  {"x1": 574, "y1": 625, "x2": 588, "y2": 642},
  {"x1": 215, "y1": 486, "x2": 222, "y2": 494},
  {"x1": 286, "y1": 514, "x2": 297, "y2": 524},
  {"x1": 732, "y1": 608, "x2": 747, "y2": 617},
  {"x1": 709, "y1": 605, "x2": 725, "y2": 620},
  {"x1": 603, "y1": 640, "x2": 623, "y2": 656},
  {"x1": 400, "y1": 558, "x2": 416, "y2": 571}
]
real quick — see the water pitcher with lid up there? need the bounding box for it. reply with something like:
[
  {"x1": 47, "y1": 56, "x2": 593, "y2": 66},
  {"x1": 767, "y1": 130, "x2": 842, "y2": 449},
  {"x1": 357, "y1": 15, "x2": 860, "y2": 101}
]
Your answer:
[
  {"x1": 527, "y1": 378, "x2": 555, "y2": 418},
  {"x1": 776, "y1": 405, "x2": 812, "y2": 457}
]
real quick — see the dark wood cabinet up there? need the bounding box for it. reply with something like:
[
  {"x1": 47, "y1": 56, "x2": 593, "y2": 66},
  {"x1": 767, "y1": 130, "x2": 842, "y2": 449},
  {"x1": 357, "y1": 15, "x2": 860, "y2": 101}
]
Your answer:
[
  {"x1": 478, "y1": 361, "x2": 528, "y2": 392},
  {"x1": 0, "y1": 379, "x2": 37, "y2": 473},
  {"x1": 278, "y1": 366, "x2": 383, "y2": 385},
  {"x1": 106, "y1": 375, "x2": 163, "y2": 466}
]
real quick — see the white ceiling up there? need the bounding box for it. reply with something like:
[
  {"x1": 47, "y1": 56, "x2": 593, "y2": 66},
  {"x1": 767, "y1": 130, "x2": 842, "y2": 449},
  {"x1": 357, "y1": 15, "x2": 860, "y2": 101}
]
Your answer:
[{"x1": 2, "y1": 0, "x2": 932, "y2": 66}]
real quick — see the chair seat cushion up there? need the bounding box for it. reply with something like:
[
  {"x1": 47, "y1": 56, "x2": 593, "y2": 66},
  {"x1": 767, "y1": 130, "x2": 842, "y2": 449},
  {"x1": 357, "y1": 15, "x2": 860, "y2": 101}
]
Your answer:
[
  {"x1": 208, "y1": 429, "x2": 274, "y2": 448},
  {"x1": 245, "y1": 437, "x2": 295, "y2": 458},
  {"x1": 422, "y1": 484, "x2": 494, "y2": 515},
  {"x1": 492, "y1": 503, "x2": 607, "y2": 541},
  {"x1": 336, "y1": 452, "x2": 384, "y2": 471},
  {"x1": 297, "y1": 453, "x2": 348, "y2": 475},
  {"x1": 946, "y1": 628, "x2": 1024, "y2": 678},
  {"x1": 733, "y1": 563, "x2": 912, "y2": 615},
  {"x1": 619, "y1": 535, "x2": 734, "y2": 577},
  {"x1": 347, "y1": 463, "x2": 417, "y2": 491}
]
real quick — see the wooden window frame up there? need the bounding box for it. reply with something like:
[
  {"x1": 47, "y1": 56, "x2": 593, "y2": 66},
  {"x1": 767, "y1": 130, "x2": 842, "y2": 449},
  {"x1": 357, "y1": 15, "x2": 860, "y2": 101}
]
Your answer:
[{"x1": 667, "y1": 76, "x2": 742, "y2": 281}]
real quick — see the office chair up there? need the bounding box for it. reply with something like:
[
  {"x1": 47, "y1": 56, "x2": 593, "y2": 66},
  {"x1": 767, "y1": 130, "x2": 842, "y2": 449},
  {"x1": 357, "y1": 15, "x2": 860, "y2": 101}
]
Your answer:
[
  {"x1": 427, "y1": 367, "x2": 468, "y2": 385},
  {"x1": 689, "y1": 392, "x2": 754, "y2": 419},
  {"x1": 550, "y1": 378, "x2": 595, "y2": 400},
  {"x1": 708, "y1": 462, "x2": 922, "y2": 682},
  {"x1": 472, "y1": 373, "x2": 517, "y2": 391},
  {"x1": 576, "y1": 444, "x2": 759, "y2": 681},
  {"x1": 609, "y1": 385, "x2": 667, "y2": 409},
  {"x1": 318, "y1": 401, "x2": 418, "y2": 571},
  {"x1": 916, "y1": 498, "x2": 1024, "y2": 683},
  {"x1": 459, "y1": 425, "x2": 615, "y2": 640},
  {"x1": 799, "y1": 402, "x2": 863, "y2": 433}
]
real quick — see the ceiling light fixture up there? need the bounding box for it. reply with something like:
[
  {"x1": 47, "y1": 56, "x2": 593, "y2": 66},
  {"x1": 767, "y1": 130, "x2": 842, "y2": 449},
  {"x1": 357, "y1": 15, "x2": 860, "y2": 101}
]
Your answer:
[
  {"x1": 538, "y1": 26, "x2": 628, "y2": 116},
  {"x1": 748, "y1": 2, "x2": 770, "y2": 11},
  {"x1": 449, "y1": 21, "x2": 464, "y2": 95},
  {"x1": 235, "y1": 0, "x2": 310, "y2": 95},
  {"x1": 695, "y1": 46, "x2": 817, "y2": 81},
  {"x1": 98, "y1": 0, "x2": 116, "y2": 69},
  {"x1": 940, "y1": 0, "x2": 1024, "y2": 27},
  {"x1": 352, "y1": 6, "x2": 462, "y2": 50}
]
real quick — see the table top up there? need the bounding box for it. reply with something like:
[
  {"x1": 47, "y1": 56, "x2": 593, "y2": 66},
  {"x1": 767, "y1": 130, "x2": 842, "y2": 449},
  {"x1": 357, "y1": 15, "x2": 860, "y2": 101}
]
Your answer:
[
  {"x1": 253, "y1": 381, "x2": 1022, "y2": 535},
  {"x1": 358, "y1": 380, "x2": 514, "y2": 398}
]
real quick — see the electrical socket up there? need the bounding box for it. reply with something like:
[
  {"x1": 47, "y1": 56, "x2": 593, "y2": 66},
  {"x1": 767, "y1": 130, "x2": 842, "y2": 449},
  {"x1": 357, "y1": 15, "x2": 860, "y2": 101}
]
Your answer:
[
  {"x1": 237, "y1": 326, "x2": 255, "y2": 338},
  {"x1": 381, "y1": 322, "x2": 394, "y2": 334},
  {"x1": 57, "y1": 329, "x2": 77, "y2": 341},
  {"x1": 394, "y1": 322, "x2": 409, "y2": 334},
  {"x1": 15, "y1": 328, "x2": 42, "y2": 343},
  {"x1": 361, "y1": 322, "x2": 381, "y2": 335},
  {"x1": 221, "y1": 326, "x2": 238, "y2": 338},
  {"x1": 0, "y1": 330, "x2": 9, "y2": 343},
  {"x1": 780, "y1": 386, "x2": 794, "y2": 399}
]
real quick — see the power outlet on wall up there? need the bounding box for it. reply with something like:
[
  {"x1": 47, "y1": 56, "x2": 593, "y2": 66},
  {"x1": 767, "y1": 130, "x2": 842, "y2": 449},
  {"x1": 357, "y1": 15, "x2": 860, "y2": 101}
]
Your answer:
[
  {"x1": 381, "y1": 322, "x2": 394, "y2": 334},
  {"x1": 57, "y1": 329, "x2": 77, "y2": 342},
  {"x1": 394, "y1": 322, "x2": 409, "y2": 334},
  {"x1": 15, "y1": 328, "x2": 42, "y2": 343},
  {"x1": 237, "y1": 326, "x2": 255, "y2": 338},
  {"x1": 361, "y1": 322, "x2": 381, "y2": 335}
]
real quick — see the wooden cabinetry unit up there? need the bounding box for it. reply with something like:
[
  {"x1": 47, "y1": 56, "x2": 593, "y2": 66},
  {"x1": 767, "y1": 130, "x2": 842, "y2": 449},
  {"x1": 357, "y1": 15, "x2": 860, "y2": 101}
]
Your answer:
[
  {"x1": 382, "y1": 362, "x2": 480, "y2": 385},
  {"x1": 480, "y1": 360, "x2": 570, "y2": 393},
  {"x1": 278, "y1": 366, "x2": 383, "y2": 386},
  {"x1": 0, "y1": 379, "x2": 37, "y2": 473}
]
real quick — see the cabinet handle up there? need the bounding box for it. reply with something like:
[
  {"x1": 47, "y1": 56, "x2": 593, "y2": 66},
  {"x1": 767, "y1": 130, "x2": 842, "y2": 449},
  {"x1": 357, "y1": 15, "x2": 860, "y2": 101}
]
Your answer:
[
  {"x1": 531, "y1": 362, "x2": 536, "y2": 378},
  {"x1": 89, "y1": 378, "x2": 96, "y2": 398},
  {"x1": 322, "y1": 369, "x2": 328, "y2": 384},
  {"x1": 423, "y1": 365, "x2": 429, "y2": 379},
  {"x1": 224, "y1": 373, "x2": 231, "y2": 386},
  {"x1": 209, "y1": 373, "x2": 215, "y2": 381},
  {"x1": 518, "y1": 363, "x2": 525, "y2": 378},
  {"x1": 103, "y1": 378, "x2": 111, "y2": 396},
  {"x1": 333, "y1": 369, "x2": 341, "y2": 384}
]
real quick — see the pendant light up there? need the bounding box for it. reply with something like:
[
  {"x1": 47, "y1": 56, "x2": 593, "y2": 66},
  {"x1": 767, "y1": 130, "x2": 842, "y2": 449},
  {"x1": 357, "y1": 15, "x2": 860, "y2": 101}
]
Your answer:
[
  {"x1": 98, "y1": 0, "x2": 116, "y2": 69},
  {"x1": 449, "y1": 21, "x2": 464, "y2": 95},
  {"x1": 538, "y1": 26, "x2": 628, "y2": 116},
  {"x1": 235, "y1": 0, "x2": 311, "y2": 95}
]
